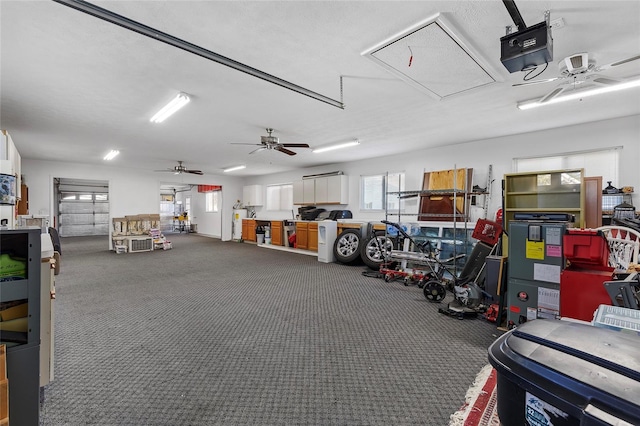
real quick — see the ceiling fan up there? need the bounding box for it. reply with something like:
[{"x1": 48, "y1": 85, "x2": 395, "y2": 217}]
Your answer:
[
  {"x1": 514, "y1": 52, "x2": 640, "y2": 103},
  {"x1": 232, "y1": 128, "x2": 310, "y2": 156},
  {"x1": 155, "y1": 161, "x2": 203, "y2": 175}
]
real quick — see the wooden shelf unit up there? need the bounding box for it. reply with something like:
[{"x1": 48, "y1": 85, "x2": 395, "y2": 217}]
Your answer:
[{"x1": 504, "y1": 168, "x2": 585, "y2": 228}]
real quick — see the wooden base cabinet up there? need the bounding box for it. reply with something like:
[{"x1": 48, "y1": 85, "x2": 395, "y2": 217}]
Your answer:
[
  {"x1": 242, "y1": 219, "x2": 257, "y2": 242},
  {"x1": 308, "y1": 223, "x2": 318, "y2": 251},
  {"x1": 271, "y1": 221, "x2": 283, "y2": 246},
  {"x1": 294, "y1": 221, "x2": 318, "y2": 251},
  {"x1": 296, "y1": 222, "x2": 309, "y2": 249}
]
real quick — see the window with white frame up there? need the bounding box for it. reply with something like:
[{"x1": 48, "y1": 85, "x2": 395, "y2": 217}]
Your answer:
[
  {"x1": 514, "y1": 147, "x2": 620, "y2": 183},
  {"x1": 360, "y1": 172, "x2": 405, "y2": 211},
  {"x1": 205, "y1": 191, "x2": 220, "y2": 212},
  {"x1": 60, "y1": 192, "x2": 108, "y2": 201},
  {"x1": 266, "y1": 183, "x2": 293, "y2": 211}
]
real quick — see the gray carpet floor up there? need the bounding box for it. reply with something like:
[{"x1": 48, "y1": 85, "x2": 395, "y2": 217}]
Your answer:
[{"x1": 39, "y1": 233, "x2": 502, "y2": 425}]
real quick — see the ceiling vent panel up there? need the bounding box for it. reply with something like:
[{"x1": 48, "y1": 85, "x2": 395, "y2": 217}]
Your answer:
[{"x1": 362, "y1": 14, "x2": 502, "y2": 100}]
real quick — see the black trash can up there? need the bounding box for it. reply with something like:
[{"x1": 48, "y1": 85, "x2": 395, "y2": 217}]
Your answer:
[{"x1": 488, "y1": 319, "x2": 640, "y2": 425}]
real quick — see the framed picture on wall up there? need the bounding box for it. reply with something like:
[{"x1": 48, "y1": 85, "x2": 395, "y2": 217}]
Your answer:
[{"x1": 0, "y1": 173, "x2": 17, "y2": 205}]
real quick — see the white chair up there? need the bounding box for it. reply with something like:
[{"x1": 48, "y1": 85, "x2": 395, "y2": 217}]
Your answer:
[{"x1": 595, "y1": 225, "x2": 640, "y2": 271}]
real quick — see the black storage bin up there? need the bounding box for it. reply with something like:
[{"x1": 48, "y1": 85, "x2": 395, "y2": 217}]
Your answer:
[{"x1": 488, "y1": 320, "x2": 640, "y2": 425}]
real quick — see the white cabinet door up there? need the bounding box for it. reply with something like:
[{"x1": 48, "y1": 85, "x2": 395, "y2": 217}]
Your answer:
[
  {"x1": 292, "y1": 181, "x2": 304, "y2": 205},
  {"x1": 326, "y1": 175, "x2": 348, "y2": 204},
  {"x1": 243, "y1": 184, "x2": 263, "y2": 206},
  {"x1": 314, "y1": 177, "x2": 329, "y2": 204},
  {"x1": 302, "y1": 179, "x2": 315, "y2": 204}
]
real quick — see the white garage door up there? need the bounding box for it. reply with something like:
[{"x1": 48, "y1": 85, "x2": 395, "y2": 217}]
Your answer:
[{"x1": 56, "y1": 178, "x2": 109, "y2": 237}]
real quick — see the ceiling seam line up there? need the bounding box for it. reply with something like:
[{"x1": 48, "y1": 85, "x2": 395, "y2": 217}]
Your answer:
[{"x1": 52, "y1": 0, "x2": 345, "y2": 109}]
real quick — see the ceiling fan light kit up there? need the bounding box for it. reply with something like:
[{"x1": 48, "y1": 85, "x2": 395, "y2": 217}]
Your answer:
[
  {"x1": 312, "y1": 140, "x2": 360, "y2": 154},
  {"x1": 517, "y1": 77, "x2": 640, "y2": 110},
  {"x1": 155, "y1": 161, "x2": 203, "y2": 175},
  {"x1": 514, "y1": 50, "x2": 640, "y2": 109},
  {"x1": 150, "y1": 93, "x2": 190, "y2": 123},
  {"x1": 231, "y1": 128, "x2": 311, "y2": 156}
]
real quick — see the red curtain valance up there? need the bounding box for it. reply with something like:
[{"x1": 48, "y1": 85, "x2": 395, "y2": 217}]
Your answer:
[{"x1": 197, "y1": 185, "x2": 222, "y2": 193}]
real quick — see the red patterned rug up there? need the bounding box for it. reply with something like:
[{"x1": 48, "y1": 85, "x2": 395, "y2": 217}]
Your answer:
[{"x1": 449, "y1": 364, "x2": 500, "y2": 426}]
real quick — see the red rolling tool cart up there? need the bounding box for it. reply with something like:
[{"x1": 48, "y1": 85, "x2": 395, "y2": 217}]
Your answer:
[{"x1": 560, "y1": 229, "x2": 614, "y2": 322}]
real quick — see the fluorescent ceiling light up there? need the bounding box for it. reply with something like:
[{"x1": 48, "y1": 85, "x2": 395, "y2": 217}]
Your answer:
[
  {"x1": 312, "y1": 140, "x2": 360, "y2": 154},
  {"x1": 103, "y1": 150, "x2": 120, "y2": 160},
  {"x1": 518, "y1": 77, "x2": 640, "y2": 110},
  {"x1": 150, "y1": 93, "x2": 190, "y2": 123},
  {"x1": 223, "y1": 165, "x2": 246, "y2": 173}
]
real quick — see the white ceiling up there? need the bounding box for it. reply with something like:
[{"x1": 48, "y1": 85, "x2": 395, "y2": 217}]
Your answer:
[{"x1": 2, "y1": 1, "x2": 639, "y2": 177}]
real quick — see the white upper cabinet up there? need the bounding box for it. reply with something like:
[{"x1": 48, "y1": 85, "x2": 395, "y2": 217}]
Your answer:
[
  {"x1": 293, "y1": 175, "x2": 348, "y2": 205},
  {"x1": 243, "y1": 184, "x2": 263, "y2": 206},
  {"x1": 292, "y1": 181, "x2": 304, "y2": 205},
  {"x1": 302, "y1": 179, "x2": 315, "y2": 204}
]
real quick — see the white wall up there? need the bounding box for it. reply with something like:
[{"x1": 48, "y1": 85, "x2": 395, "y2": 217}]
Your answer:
[
  {"x1": 21, "y1": 159, "x2": 242, "y2": 241},
  {"x1": 245, "y1": 115, "x2": 640, "y2": 222},
  {"x1": 20, "y1": 115, "x2": 640, "y2": 240},
  {"x1": 186, "y1": 189, "x2": 222, "y2": 238}
]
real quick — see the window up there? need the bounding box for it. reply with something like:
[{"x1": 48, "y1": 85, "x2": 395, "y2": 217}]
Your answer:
[
  {"x1": 515, "y1": 147, "x2": 620, "y2": 184},
  {"x1": 60, "y1": 192, "x2": 108, "y2": 201},
  {"x1": 205, "y1": 191, "x2": 220, "y2": 212},
  {"x1": 266, "y1": 184, "x2": 293, "y2": 211},
  {"x1": 360, "y1": 172, "x2": 405, "y2": 211},
  {"x1": 185, "y1": 197, "x2": 191, "y2": 216}
]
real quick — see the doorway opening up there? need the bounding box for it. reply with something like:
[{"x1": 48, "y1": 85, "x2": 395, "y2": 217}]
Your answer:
[
  {"x1": 160, "y1": 183, "x2": 193, "y2": 233},
  {"x1": 160, "y1": 182, "x2": 223, "y2": 238}
]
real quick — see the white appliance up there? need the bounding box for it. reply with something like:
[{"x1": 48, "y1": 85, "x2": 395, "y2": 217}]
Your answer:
[
  {"x1": 317, "y1": 220, "x2": 337, "y2": 263},
  {"x1": 232, "y1": 209, "x2": 247, "y2": 240}
]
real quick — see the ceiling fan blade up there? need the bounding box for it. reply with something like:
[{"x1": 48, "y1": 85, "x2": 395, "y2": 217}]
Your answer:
[
  {"x1": 276, "y1": 146, "x2": 297, "y2": 156},
  {"x1": 231, "y1": 143, "x2": 263, "y2": 146},
  {"x1": 590, "y1": 74, "x2": 622, "y2": 86},
  {"x1": 512, "y1": 77, "x2": 562, "y2": 87},
  {"x1": 539, "y1": 86, "x2": 566, "y2": 103},
  {"x1": 249, "y1": 147, "x2": 267, "y2": 154},
  {"x1": 595, "y1": 54, "x2": 640, "y2": 71},
  {"x1": 281, "y1": 143, "x2": 310, "y2": 148},
  {"x1": 186, "y1": 170, "x2": 204, "y2": 175}
]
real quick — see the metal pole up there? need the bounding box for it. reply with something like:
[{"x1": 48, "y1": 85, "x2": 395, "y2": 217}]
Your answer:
[
  {"x1": 53, "y1": 0, "x2": 345, "y2": 109},
  {"x1": 502, "y1": 0, "x2": 527, "y2": 31}
]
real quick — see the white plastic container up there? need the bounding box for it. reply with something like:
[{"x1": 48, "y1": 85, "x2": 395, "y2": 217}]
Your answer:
[{"x1": 41, "y1": 233, "x2": 54, "y2": 259}]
